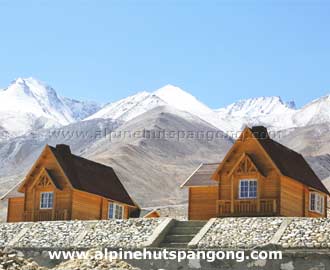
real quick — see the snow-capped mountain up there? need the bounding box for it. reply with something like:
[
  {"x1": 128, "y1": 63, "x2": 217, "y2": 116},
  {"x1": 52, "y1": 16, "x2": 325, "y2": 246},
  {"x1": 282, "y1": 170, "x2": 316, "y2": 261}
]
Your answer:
[
  {"x1": 216, "y1": 96, "x2": 295, "y2": 117},
  {"x1": 292, "y1": 95, "x2": 330, "y2": 127},
  {"x1": 3, "y1": 77, "x2": 330, "y2": 140},
  {"x1": 0, "y1": 78, "x2": 74, "y2": 137},
  {"x1": 215, "y1": 96, "x2": 298, "y2": 132},
  {"x1": 215, "y1": 94, "x2": 330, "y2": 132},
  {"x1": 0, "y1": 78, "x2": 100, "y2": 138},
  {"x1": 86, "y1": 91, "x2": 166, "y2": 121},
  {"x1": 87, "y1": 86, "x2": 330, "y2": 134},
  {"x1": 86, "y1": 84, "x2": 236, "y2": 132}
]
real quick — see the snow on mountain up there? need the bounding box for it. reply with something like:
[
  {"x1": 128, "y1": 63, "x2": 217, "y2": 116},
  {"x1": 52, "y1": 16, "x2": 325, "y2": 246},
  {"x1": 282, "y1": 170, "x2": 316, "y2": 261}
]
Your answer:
[
  {"x1": 86, "y1": 91, "x2": 166, "y2": 121},
  {"x1": 87, "y1": 87, "x2": 303, "y2": 134},
  {"x1": 154, "y1": 84, "x2": 214, "y2": 116},
  {"x1": 292, "y1": 95, "x2": 330, "y2": 127},
  {"x1": 87, "y1": 84, "x2": 236, "y2": 132},
  {"x1": 61, "y1": 97, "x2": 101, "y2": 120},
  {"x1": 0, "y1": 78, "x2": 74, "y2": 137},
  {"x1": 0, "y1": 78, "x2": 101, "y2": 138},
  {"x1": 215, "y1": 94, "x2": 330, "y2": 132},
  {"x1": 216, "y1": 96, "x2": 295, "y2": 117},
  {"x1": 3, "y1": 77, "x2": 330, "y2": 140},
  {"x1": 214, "y1": 96, "x2": 298, "y2": 132}
]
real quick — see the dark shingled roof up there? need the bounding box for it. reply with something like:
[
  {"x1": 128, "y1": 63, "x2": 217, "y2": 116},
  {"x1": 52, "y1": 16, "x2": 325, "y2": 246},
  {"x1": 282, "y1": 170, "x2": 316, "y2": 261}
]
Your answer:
[
  {"x1": 49, "y1": 145, "x2": 136, "y2": 206},
  {"x1": 181, "y1": 163, "x2": 220, "y2": 187},
  {"x1": 250, "y1": 126, "x2": 330, "y2": 195}
]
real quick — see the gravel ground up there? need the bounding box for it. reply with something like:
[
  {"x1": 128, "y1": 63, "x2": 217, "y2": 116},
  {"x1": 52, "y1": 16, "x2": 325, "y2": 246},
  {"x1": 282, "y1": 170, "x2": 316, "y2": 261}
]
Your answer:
[
  {"x1": 15, "y1": 221, "x2": 86, "y2": 248},
  {"x1": 0, "y1": 222, "x2": 29, "y2": 247},
  {"x1": 279, "y1": 218, "x2": 330, "y2": 248},
  {"x1": 78, "y1": 219, "x2": 163, "y2": 248},
  {"x1": 0, "y1": 248, "x2": 46, "y2": 270},
  {"x1": 198, "y1": 217, "x2": 283, "y2": 248}
]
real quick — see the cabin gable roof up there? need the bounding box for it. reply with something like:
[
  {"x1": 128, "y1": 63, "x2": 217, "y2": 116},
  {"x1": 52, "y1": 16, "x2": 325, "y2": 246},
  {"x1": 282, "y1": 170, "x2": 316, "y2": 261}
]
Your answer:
[
  {"x1": 17, "y1": 145, "x2": 71, "y2": 193},
  {"x1": 211, "y1": 127, "x2": 279, "y2": 180},
  {"x1": 13, "y1": 144, "x2": 136, "y2": 207},
  {"x1": 251, "y1": 127, "x2": 329, "y2": 195},
  {"x1": 48, "y1": 145, "x2": 136, "y2": 206},
  {"x1": 212, "y1": 126, "x2": 329, "y2": 195}
]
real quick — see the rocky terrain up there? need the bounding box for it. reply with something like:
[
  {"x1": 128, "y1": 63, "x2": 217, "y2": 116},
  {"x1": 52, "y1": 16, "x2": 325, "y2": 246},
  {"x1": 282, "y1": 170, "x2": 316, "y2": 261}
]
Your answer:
[
  {"x1": 279, "y1": 218, "x2": 330, "y2": 248},
  {"x1": 0, "y1": 248, "x2": 45, "y2": 270},
  {"x1": 2, "y1": 217, "x2": 330, "y2": 251},
  {"x1": 198, "y1": 217, "x2": 283, "y2": 249},
  {"x1": 198, "y1": 217, "x2": 330, "y2": 250},
  {"x1": 78, "y1": 219, "x2": 162, "y2": 249},
  {"x1": 0, "y1": 219, "x2": 162, "y2": 249},
  {"x1": 1, "y1": 217, "x2": 330, "y2": 269}
]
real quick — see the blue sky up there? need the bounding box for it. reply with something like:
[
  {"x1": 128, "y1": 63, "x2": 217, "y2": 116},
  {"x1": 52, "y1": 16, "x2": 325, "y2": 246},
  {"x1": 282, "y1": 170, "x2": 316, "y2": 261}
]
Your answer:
[{"x1": 0, "y1": 1, "x2": 329, "y2": 108}]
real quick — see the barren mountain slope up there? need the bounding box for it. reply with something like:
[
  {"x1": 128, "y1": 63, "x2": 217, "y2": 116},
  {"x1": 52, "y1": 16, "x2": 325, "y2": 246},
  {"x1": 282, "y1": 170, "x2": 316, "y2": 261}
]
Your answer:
[
  {"x1": 278, "y1": 123, "x2": 330, "y2": 156},
  {"x1": 84, "y1": 106, "x2": 233, "y2": 207}
]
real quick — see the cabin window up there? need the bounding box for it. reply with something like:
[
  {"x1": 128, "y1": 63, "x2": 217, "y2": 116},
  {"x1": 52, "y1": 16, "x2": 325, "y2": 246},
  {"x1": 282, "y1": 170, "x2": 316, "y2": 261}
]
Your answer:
[
  {"x1": 239, "y1": 179, "x2": 257, "y2": 199},
  {"x1": 40, "y1": 192, "x2": 53, "y2": 209},
  {"x1": 108, "y1": 202, "x2": 124, "y2": 219},
  {"x1": 309, "y1": 192, "x2": 324, "y2": 214}
]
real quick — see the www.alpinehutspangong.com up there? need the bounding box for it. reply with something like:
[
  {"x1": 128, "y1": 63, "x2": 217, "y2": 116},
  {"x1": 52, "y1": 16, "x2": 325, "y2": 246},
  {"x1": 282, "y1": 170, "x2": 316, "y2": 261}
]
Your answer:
[{"x1": 48, "y1": 248, "x2": 282, "y2": 263}]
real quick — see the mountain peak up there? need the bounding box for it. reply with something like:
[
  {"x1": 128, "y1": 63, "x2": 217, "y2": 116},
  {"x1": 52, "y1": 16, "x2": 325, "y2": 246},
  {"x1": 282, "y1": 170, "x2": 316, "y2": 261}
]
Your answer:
[
  {"x1": 11, "y1": 77, "x2": 43, "y2": 86},
  {"x1": 155, "y1": 84, "x2": 180, "y2": 91},
  {"x1": 7, "y1": 77, "x2": 56, "y2": 98},
  {"x1": 217, "y1": 96, "x2": 296, "y2": 117},
  {"x1": 154, "y1": 84, "x2": 213, "y2": 115},
  {"x1": 153, "y1": 84, "x2": 188, "y2": 98}
]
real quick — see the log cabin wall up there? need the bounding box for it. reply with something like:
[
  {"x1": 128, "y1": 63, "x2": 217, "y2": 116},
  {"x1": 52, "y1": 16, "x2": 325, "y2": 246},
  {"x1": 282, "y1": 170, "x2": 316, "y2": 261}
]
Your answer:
[
  {"x1": 280, "y1": 176, "x2": 304, "y2": 217},
  {"x1": 7, "y1": 197, "x2": 24, "y2": 222},
  {"x1": 71, "y1": 190, "x2": 103, "y2": 220},
  {"x1": 280, "y1": 176, "x2": 327, "y2": 218},
  {"x1": 71, "y1": 190, "x2": 130, "y2": 220},
  {"x1": 188, "y1": 186, "x2": 218, "y2": 220}
]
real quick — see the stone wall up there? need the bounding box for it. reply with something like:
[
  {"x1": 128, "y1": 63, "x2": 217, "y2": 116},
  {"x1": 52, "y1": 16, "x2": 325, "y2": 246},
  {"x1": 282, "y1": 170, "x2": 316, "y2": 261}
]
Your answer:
[
  {"x1": 197, "y1": 217, "x2": 330, "y2": 250},
  {"x1": 3, "y1": 217, "x2": 330, "y2": 250},
  {"x1": 0, "y1": 219, "x2": 163, "y2": 249},
  {"x1": 198, "y1": 217, "x2": 283, "y2": 248}
]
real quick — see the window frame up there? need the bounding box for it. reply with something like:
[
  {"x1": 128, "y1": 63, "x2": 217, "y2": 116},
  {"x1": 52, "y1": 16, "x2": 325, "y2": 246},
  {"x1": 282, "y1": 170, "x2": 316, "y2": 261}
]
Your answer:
[
  {"x1": 239, "y1": 179, "x2": 258, "y2": 199},
  {"x1": 39, "y1": 191, "x2": 54, "y2": 209},
  {"x1": 108, "y1": 202, "x2": 124, "y2": 219},
  {"x1": 309, "y1": 192, "x2": 324, "y2": 214}
]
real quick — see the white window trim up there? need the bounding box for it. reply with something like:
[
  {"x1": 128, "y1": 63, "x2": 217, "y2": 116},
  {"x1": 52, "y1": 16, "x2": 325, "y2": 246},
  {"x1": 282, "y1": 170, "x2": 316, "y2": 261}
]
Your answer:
[
  {"x1": 40, "y1": 192, "x2": 54, "y2": 209},
  {"x1": 309, "y1": 192, "x2": 324, "y2": 214},
  {"x1": 239, "y1": 179, "x2": 258, "y2": 199},
  {"x1": 108, "y1": 202, "x2": 124, "y2": 219}
]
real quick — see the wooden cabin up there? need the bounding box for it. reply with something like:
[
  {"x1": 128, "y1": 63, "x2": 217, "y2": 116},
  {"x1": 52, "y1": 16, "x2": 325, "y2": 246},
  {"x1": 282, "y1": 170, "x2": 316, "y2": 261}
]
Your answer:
[
  {"x1": 3, "y1": 144, "x2": 156, "y2": 222},
  {"x1": 181, "y1": 126, "x2": 329, "y2": 220}
]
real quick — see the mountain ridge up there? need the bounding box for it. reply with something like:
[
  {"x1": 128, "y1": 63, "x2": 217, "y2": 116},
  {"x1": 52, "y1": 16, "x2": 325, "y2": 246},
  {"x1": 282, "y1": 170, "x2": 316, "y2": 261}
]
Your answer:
[{"x1": 0, "y1": 78, "x2": 101, "y2": 138}]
